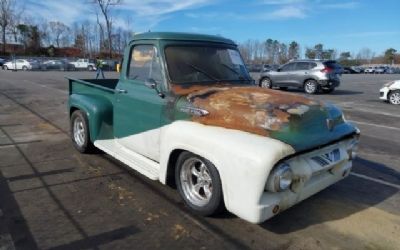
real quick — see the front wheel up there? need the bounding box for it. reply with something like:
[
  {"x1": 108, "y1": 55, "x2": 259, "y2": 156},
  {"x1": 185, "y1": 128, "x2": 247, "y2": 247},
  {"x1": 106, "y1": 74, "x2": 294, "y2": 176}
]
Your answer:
[
  {"x1": 260, "y1": 77, "x2": 272, "y2": 88},
  {"x1": 304, "y1": 80, "x2": 319, "y2": 94},
  {"x1": 388, "y1": 90, "x2": 400, "y2": 105},
  {"x1": 3, "y1": 65, "x2": 8, "y2": 70},
  {"x1": 176, "y1": 152, "x2": 224, "y2": 216},
  {"x1": 70, "y1": 110, "x2": 95, "y2": 153},
  {"x1": 22, "y1": 66, "x2": 28, "y2": 71},
  {"x1": 88, "y1": 65, "x2": 93, "y2": 71}
]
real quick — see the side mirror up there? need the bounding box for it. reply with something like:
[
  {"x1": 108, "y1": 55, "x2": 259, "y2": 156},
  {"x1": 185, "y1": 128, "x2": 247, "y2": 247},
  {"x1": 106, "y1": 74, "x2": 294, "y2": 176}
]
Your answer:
[
  {"x1": 276, "y1": 68, "x2": 281, "y2": 72},
  {"x1": 145, "y1": 78, "x2": 165, "y2": 98}
]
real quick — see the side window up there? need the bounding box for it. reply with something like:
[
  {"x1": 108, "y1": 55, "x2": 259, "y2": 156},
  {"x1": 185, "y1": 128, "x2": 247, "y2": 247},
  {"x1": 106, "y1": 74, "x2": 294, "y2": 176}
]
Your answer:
[
  {"x1": 281, "y1": 63, "x2": 295, "y2": 72},
  {"x1": 128, "y1": 45, "x2": 162, "y2": 83},
  {"x1": 310, "y1": 62, "x2": 317, "y2": 69},
  {"x1": 295, "y1": 62, "x2": 310, "y2": 70}
]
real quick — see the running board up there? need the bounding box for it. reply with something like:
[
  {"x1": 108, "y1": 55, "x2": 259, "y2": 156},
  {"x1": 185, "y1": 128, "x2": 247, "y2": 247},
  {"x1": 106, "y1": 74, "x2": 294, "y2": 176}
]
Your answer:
[{"x1": 94, "y1": 139, "x2": 159, "y2": 180}]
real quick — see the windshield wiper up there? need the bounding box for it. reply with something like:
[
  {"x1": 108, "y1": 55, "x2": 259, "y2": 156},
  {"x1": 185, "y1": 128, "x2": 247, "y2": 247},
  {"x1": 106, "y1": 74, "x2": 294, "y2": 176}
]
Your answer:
[
  {"x1": 186, "y1": 63, "x2": 220, "y2": 82},
  {"x1": 220, "y1": 63, "x2": 249, "y2": 81}
]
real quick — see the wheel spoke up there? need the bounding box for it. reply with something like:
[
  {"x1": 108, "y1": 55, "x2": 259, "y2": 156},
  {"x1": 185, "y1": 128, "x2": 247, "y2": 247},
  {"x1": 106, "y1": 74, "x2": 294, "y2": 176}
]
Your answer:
[
  {"x1": 191, "y1": 166, "x2": 200, "y2": 177},
  {"x1": 193, "y1": 183, "x2": 202, "y2": 194},
  {"x1": 204, "y1": 185, "x2": 212, "y2": 199}
]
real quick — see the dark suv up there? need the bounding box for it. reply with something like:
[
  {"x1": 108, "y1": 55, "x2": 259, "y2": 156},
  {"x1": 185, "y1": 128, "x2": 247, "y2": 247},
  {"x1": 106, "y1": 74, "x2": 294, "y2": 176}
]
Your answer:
[{"x1": 259, "y1": 60, "x2": 342, "y2": 94}]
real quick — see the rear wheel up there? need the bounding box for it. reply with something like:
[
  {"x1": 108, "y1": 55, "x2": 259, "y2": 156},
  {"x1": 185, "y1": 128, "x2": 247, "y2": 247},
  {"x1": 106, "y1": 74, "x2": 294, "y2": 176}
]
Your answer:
[
  {"x1": 87, "y1": 65, "x2": 93, "y2": 71},
  {"x1": 388, "y1": 90, "x2": 400, "y2": 105},
  {"x1": 304, "y1": 79, "x2": 319, "y2": 94},
  {"x1": 22, "y1": 66, "x2": 28, "y2": 71},
  {"x1": 3, "y1": 65, "x2": 8, "y2": 70},
  {"x1": 70, "y1": 110, "x2": 95, "y2": 153},
  {"x1": 176, "y1": 152, "x2": 224, "y2": 216},
  {"x1": 260, "y1": 77, "x2": 272, "y2": 88}
]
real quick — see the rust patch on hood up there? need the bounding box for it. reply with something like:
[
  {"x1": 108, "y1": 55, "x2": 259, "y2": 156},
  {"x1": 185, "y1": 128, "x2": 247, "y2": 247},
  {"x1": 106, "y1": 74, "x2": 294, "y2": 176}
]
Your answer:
[{"x1": 175, "y1": 85, "x2": 320, "y2": 136}]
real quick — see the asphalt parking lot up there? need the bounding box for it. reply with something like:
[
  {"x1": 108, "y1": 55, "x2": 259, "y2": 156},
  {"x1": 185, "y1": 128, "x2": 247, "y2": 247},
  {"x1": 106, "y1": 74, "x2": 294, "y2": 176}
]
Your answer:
[{"x1": 0, "y1": 70, "x2": 399, "y2": 250}]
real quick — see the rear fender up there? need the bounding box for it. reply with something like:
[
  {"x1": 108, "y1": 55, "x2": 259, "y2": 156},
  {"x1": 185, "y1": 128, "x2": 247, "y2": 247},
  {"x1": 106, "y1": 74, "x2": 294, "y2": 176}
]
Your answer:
[{"x1": 69, "y1": 94, "x2": 114, "y2": 141}]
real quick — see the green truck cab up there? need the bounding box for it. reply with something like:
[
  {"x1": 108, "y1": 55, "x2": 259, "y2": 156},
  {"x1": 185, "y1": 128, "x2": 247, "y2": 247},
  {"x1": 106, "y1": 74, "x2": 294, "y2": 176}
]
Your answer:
[{"x1": 68, "y1": 32, "x2": 360, "y2": 224}]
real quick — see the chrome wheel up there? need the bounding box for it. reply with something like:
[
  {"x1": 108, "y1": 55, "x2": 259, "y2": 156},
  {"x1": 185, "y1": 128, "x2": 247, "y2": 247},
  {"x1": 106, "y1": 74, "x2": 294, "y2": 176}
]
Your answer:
[
  {"x1": 261, "y1": 78, "x2": 272, "y2": 88},
  {"x1": 180, "y1": 157, "x2": 213, "y2": 207},
  {"x1": 304, "y1": 80, "x2": 317, "y2": 94},
  {"x1": 73, "y1": 116, "x2": 85, "y2": 147},
  {"x1": 389, "y1": 92, "x2": 400, "y2": 105}
]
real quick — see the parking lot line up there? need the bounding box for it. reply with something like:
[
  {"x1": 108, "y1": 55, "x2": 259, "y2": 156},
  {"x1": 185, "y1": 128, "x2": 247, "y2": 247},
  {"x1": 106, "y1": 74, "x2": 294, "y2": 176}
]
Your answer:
[
  {"x1": 349, "y1": 120, "x2": 400, "y2": 131},
  {"x1": 350, "y1": 172, "x2": 400, "y2": 189}
]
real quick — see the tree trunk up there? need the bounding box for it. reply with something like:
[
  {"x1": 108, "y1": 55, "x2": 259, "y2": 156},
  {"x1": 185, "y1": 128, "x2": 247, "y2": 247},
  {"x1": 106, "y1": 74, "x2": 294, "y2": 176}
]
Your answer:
[{"x1": 2, "y1": 27, "x2": 6, "y2": 55}]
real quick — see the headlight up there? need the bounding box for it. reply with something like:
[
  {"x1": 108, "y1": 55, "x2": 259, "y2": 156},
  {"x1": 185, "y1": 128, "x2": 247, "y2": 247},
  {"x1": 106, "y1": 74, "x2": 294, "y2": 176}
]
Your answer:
[{"x1": 266, "y1": 163, "x2": 293, "y2": 192}]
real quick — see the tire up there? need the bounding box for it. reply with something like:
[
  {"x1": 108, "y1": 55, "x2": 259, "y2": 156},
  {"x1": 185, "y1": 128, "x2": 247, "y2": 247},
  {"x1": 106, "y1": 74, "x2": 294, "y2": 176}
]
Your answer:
[
  {"x1": 22, "y1": 66, "x2": 28, "y2": 71},
  {"x1": 260, "y1": 77, "x2": 272, "y2": 88},
  {"x1": 70, "y1": 110, "x2": 95, "y2": 153},
  {"x1": 3, "y1": 65, "x2": 8, "y2": 70},
  {"x1": 322, "y1": 87, "x2": 335, "y2": 94},
  {"x1": 388, "y1": 90, "x2": 400, "y2": 105},
  {"x1": 175, "y1": 152, "x2": 224, "y2": 216},
  {"x1": 88, "y1": 65, "x2": 93, "y2": 71},
  {"x1": 304, "y1": 79, "x2": 319, "y2": 94}
]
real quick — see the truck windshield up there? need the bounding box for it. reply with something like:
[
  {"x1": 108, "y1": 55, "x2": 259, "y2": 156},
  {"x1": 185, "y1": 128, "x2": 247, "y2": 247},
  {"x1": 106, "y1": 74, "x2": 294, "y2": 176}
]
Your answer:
[{"x1": 164, "y1": 45, "x2": 251, "y2": 84}]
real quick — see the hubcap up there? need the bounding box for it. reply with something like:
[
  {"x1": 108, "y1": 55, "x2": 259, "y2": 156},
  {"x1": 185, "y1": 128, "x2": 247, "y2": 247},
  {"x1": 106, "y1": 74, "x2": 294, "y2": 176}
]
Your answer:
[
  {"x1": 389, "y1": 92, "x2": 400, "y2": 105},
  {"x1": 261, "y1": 78, "x2": 271, "y2": 88},
  {"x1": 73, "y1": 117, "x2": 85, "y2": 147},
  {"x1": 180, "y1": 157, "x2": 213, "y2": 207},
  {"x1": 305, "y1": 81, "x2": 316, "y2": 93}
]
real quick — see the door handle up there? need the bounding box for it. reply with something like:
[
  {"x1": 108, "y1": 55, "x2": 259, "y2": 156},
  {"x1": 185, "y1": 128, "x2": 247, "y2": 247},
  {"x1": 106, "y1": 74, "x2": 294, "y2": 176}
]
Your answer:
[{"x1": 115, "y1": 88, "x2": 128, "y2": 94}]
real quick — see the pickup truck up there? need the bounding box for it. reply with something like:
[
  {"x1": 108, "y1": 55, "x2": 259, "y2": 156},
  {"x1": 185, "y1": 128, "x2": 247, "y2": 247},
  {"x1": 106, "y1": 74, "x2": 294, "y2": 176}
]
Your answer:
[
  {"x1": 68, "y1": 32, "x2": 360, "y2": 224},
  {"x1": 70, "y1": 58, "x2": 96, "y2": 71}
]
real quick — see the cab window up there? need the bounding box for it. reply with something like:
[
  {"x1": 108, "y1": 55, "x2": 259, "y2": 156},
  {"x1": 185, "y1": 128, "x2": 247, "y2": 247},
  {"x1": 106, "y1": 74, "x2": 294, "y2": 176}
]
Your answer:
[{"x1": 128, "y1": 45, "x2": 162, "y2": 83}]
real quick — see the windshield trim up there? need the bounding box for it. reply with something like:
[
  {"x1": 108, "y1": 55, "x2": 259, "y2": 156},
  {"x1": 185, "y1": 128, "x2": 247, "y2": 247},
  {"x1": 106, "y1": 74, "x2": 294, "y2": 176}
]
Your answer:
[{"x1": 162, "y1": 43, "x2": 251, "y2": 85}]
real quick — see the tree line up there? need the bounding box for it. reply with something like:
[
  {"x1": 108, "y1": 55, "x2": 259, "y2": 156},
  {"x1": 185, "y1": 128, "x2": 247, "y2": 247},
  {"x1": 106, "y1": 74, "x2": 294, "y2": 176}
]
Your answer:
[
  {"x1": 238, "y1": 39, "x2": 399, "y2": 66},
  {"x1": 0, "y1": 0, "x2": 131, "y2": 58},
  {"x1": 1, "y1": 0, "x2": 399, "y2": 63}
]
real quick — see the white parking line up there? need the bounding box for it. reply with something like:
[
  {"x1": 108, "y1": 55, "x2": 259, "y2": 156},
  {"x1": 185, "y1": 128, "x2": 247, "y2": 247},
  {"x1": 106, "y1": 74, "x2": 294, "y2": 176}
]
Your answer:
[
  {"x1": 350, "y1": 172, "x2": 400, "y2": 189},
  {"x1": 349, "y1": 120, "x2": 400, "y2": 131}
]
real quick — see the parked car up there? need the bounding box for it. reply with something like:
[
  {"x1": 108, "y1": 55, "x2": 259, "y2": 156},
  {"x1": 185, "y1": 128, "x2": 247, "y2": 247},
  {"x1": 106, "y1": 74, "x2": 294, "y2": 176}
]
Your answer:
[
  {"x1": 343, "y1": 66, "x2": 361, "y2": 74},
  {"x1": 41, "y1": 60, "x2": 76, "y2": 71},
  {"x1": 2, "y1": 59, "x2": 39, "y2": 71},
  {"x1": 375, "y1": 66, "x2": 386, "y2": 74},
  {"x1": 364, "y1": 67, "x2": 375, "y2": 74},
  {"x1": 259, "y1": 59, "x2": 342, "y2": 94},
  {"x1": 261, "y1": 64, "x2": 280, "y2": 72},
  {"x1": 380, "y1": 80, "x2": 400, "y2": 105},
  {"x1": 68, "y1": 32, "x2": 360, "y2": 224},
  {"x1": 69, "y1": 58, "x2": 96, "y2": 71}
]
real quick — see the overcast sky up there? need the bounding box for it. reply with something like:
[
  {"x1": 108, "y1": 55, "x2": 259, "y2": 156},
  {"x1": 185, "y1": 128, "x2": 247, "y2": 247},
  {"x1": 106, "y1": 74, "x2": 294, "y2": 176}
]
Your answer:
[{"x1": 25, "y1": 0, "x2": 399, "y2": 55}]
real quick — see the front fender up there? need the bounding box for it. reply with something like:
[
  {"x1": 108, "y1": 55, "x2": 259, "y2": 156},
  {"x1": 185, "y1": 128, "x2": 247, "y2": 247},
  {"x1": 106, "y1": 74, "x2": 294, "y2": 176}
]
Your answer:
[
  {"x1": 159, "y1": 121, "x2": 295, "y2": 222},
  {"x1": 69, "y1": 94, "x2": 114, "y2": 141}
]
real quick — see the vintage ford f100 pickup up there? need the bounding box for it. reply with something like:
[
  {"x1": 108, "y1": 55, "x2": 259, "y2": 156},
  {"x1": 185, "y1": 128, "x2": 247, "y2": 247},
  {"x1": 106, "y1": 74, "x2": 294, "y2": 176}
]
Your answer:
[{"x1": 68, "y1": 32, "x2": 360, "y2": 223}]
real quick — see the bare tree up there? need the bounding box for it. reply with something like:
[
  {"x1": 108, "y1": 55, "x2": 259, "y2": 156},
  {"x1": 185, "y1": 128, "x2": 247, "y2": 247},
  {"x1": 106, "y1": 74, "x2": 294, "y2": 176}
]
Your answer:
[
  {"x1": 49, "y1": 21, "x2": 69, "y2": 47},
  {"x1": 0, "y1": 0, "x2": 14, "y2": 54},
  {"x1": 91, "y1": 0, "x2": 121, "y2": 58}
]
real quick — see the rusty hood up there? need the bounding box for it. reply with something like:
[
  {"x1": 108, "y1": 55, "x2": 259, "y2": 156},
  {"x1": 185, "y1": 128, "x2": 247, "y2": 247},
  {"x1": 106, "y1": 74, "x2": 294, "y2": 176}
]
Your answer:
[{"x1": 172, "y1": 84, "x2": 358, "y2": 152}]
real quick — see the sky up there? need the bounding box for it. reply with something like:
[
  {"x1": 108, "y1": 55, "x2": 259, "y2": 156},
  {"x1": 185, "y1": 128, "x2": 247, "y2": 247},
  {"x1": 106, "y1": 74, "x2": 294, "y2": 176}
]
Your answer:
[{"x1": 24, "y1": 0, "x2": 400, "y2": 56}]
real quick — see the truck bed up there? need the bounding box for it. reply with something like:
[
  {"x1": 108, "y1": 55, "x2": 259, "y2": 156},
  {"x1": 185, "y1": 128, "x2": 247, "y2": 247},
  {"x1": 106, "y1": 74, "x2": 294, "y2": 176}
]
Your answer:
[{"x1": 68, "y1": 78, "x2": 119, "y2": 105}]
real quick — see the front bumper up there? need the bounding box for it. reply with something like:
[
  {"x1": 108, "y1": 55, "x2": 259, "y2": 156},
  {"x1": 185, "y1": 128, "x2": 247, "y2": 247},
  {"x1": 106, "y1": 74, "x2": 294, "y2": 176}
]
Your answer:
[
  {"x1": 250, "y1": 136, "x2": 358, "y2": 223},
  {"x1": 379, "y1": 86, "x2": 390, "y2": 100}
]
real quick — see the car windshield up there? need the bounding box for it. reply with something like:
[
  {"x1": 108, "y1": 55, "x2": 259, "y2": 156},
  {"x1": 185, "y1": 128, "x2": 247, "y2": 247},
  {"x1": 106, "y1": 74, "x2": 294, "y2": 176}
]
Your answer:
[{"x1": 164, "y1": 45, "x2": 251, "y2": 84}]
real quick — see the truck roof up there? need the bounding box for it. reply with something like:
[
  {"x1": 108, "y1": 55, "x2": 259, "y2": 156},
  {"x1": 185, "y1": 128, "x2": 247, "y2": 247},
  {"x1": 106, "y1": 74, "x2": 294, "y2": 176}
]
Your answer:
[{"x1": 131, "y1": 32, "x2": 236, "y2": 45}]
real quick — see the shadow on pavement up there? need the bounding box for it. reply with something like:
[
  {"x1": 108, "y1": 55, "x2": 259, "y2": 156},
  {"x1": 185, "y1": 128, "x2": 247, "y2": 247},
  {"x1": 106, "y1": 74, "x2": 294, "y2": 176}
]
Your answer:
[{"x1": 259, "y1": 156, "x2": 398, "y2": 234}]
